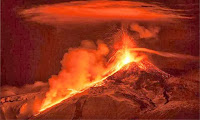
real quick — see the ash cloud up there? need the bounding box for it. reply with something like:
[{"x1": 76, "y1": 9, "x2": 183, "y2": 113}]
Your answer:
[{"x1": 20, "y1": 0, "x2": 185, "y2": 25}]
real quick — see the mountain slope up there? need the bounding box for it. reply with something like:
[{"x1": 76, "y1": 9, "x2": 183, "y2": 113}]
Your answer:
[{"x1": 33, "y1": 62, "x2": 199, "y2": 119}]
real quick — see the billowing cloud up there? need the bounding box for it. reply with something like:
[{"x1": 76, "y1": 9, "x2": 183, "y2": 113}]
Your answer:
[
  {"x1": 20, "y1": 0, "x2": 185, "y2": 24},
  {"x1": 1, "y1": 81, "x2": 48, "y2": 97},
  {"x1": 130, "y1": 23, "x2": 160, "y2": 39}
]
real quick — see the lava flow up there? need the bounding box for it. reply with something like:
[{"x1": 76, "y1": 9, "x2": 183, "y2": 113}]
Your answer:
[
  {"x1": 37, "y1": 32, "x2": 145, "y2": 114},
  {"x1": 35, "y1": 30, "x2": 199, "y2": 115}
]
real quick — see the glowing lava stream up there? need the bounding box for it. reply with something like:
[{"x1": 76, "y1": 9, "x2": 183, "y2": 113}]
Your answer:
[
  {"x1": 38, "y1": 47, "x2": 135, "y2": 114},
  {"x1": 37, "y1": 46, "x2": 198, "y2": 115},
  {"x1": 39, "y1": 76, "x2": 107, "y2": 113}
]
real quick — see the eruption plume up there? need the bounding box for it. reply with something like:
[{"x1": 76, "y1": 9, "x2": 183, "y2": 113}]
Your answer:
[
  {"x1": 16, "y1": 1, "x2": 196, "y2": 116},
  {"x1": 39, "y1": 40, "x2": 110, "y2": 112},
  {"x1": 1, "y1": 0, "x2": 198, "y2": 119},
  {"x1": 35, "y1": 29, "x2": 198, "y2": 114},
  {"x1": 35, "y1": 30, "x2": 141, "y2": 113}
]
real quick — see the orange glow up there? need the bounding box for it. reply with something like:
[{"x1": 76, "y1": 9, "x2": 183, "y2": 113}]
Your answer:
[
  {"x1": 40, "y1": 89, "x2": 82, "y2": 112},
  {"x1": 36, "y1": 30, "x2": 199, "y2": 115},
  {"x1": 35, "y1": 28, "x2": 199, "y2": 115},
  {"x1": 17, "y1": 1, "x2": 197, "y2": 116},
  {"x1": 20, "y1": 103, "x2": 27, "y2": 114},
  {"x1": 37, "y1": 32, "x2": 145, "y2": 114},
  {"x1": 123, "y1": 50, "x2": 131, "y2": 65},
  {"x1": 20, "y1": 1, "x2": 186, "y2": 24}
]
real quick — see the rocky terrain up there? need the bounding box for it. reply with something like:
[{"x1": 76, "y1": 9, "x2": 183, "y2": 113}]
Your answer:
[
  {"x1": 1, "y1": 62, "x2": 199, "y2": 119},
  {"x1": 31, "y1": 62, "x2": 199, "y2": 119}
]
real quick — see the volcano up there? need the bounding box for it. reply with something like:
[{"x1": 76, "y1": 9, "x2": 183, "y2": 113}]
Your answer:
[
  {"x1": 1, "y1": 59, "x2": 199, "y2": 119},
  {"x1": 1, "y1": 31, "x2": 199, "y2": 120},
  {"x1": 1, "y1": 0, "x2": 199, "y2": 119},
  {"x1": 30, "y1": 61, "x2": 199, "y2": 119}
]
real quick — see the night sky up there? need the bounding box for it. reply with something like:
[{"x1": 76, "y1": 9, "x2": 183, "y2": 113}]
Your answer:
[{"x1": 1, "y1": 0, "x2": 199, "y2": 86}]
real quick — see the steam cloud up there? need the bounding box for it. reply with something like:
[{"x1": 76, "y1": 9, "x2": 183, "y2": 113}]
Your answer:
[
  {"x1": 1, "y1": 82, "x2": 48, "y2": 119},
  {"x1": 130, "y1": 23, "x2": 160, "y2": 39},
  {"x1": 1, "y1": 81, "x2": 48, "y2": 97},
  {"x1": 41, "y1": 40, "x2": 109, "y2": 110},
  {"x1": 20, "y1": 0, "x2": 185, "y2": 25},
  {"x1": 1, "y1": 41, "x2": 110, "y2": 118}
]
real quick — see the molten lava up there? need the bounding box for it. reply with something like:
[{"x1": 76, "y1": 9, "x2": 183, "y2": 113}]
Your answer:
[
  {"x1": 37, "y1": 32, "x2": 145, "y2": 114},
  {"x1": 36, "y1": 31, "x2": 198, "y2": 115},
  {"x1": 39, "y1": 49, "x2": 139, "y2": 113}
]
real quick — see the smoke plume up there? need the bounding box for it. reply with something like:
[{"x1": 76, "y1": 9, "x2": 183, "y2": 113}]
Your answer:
[{"x1": 40, "y1": 40, "x2": 109, "y2": 111}]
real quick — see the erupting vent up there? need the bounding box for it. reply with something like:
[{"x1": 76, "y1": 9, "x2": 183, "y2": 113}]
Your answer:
[{"x1": 37, "y1": 31, "x2": 174, "y2": 114}]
